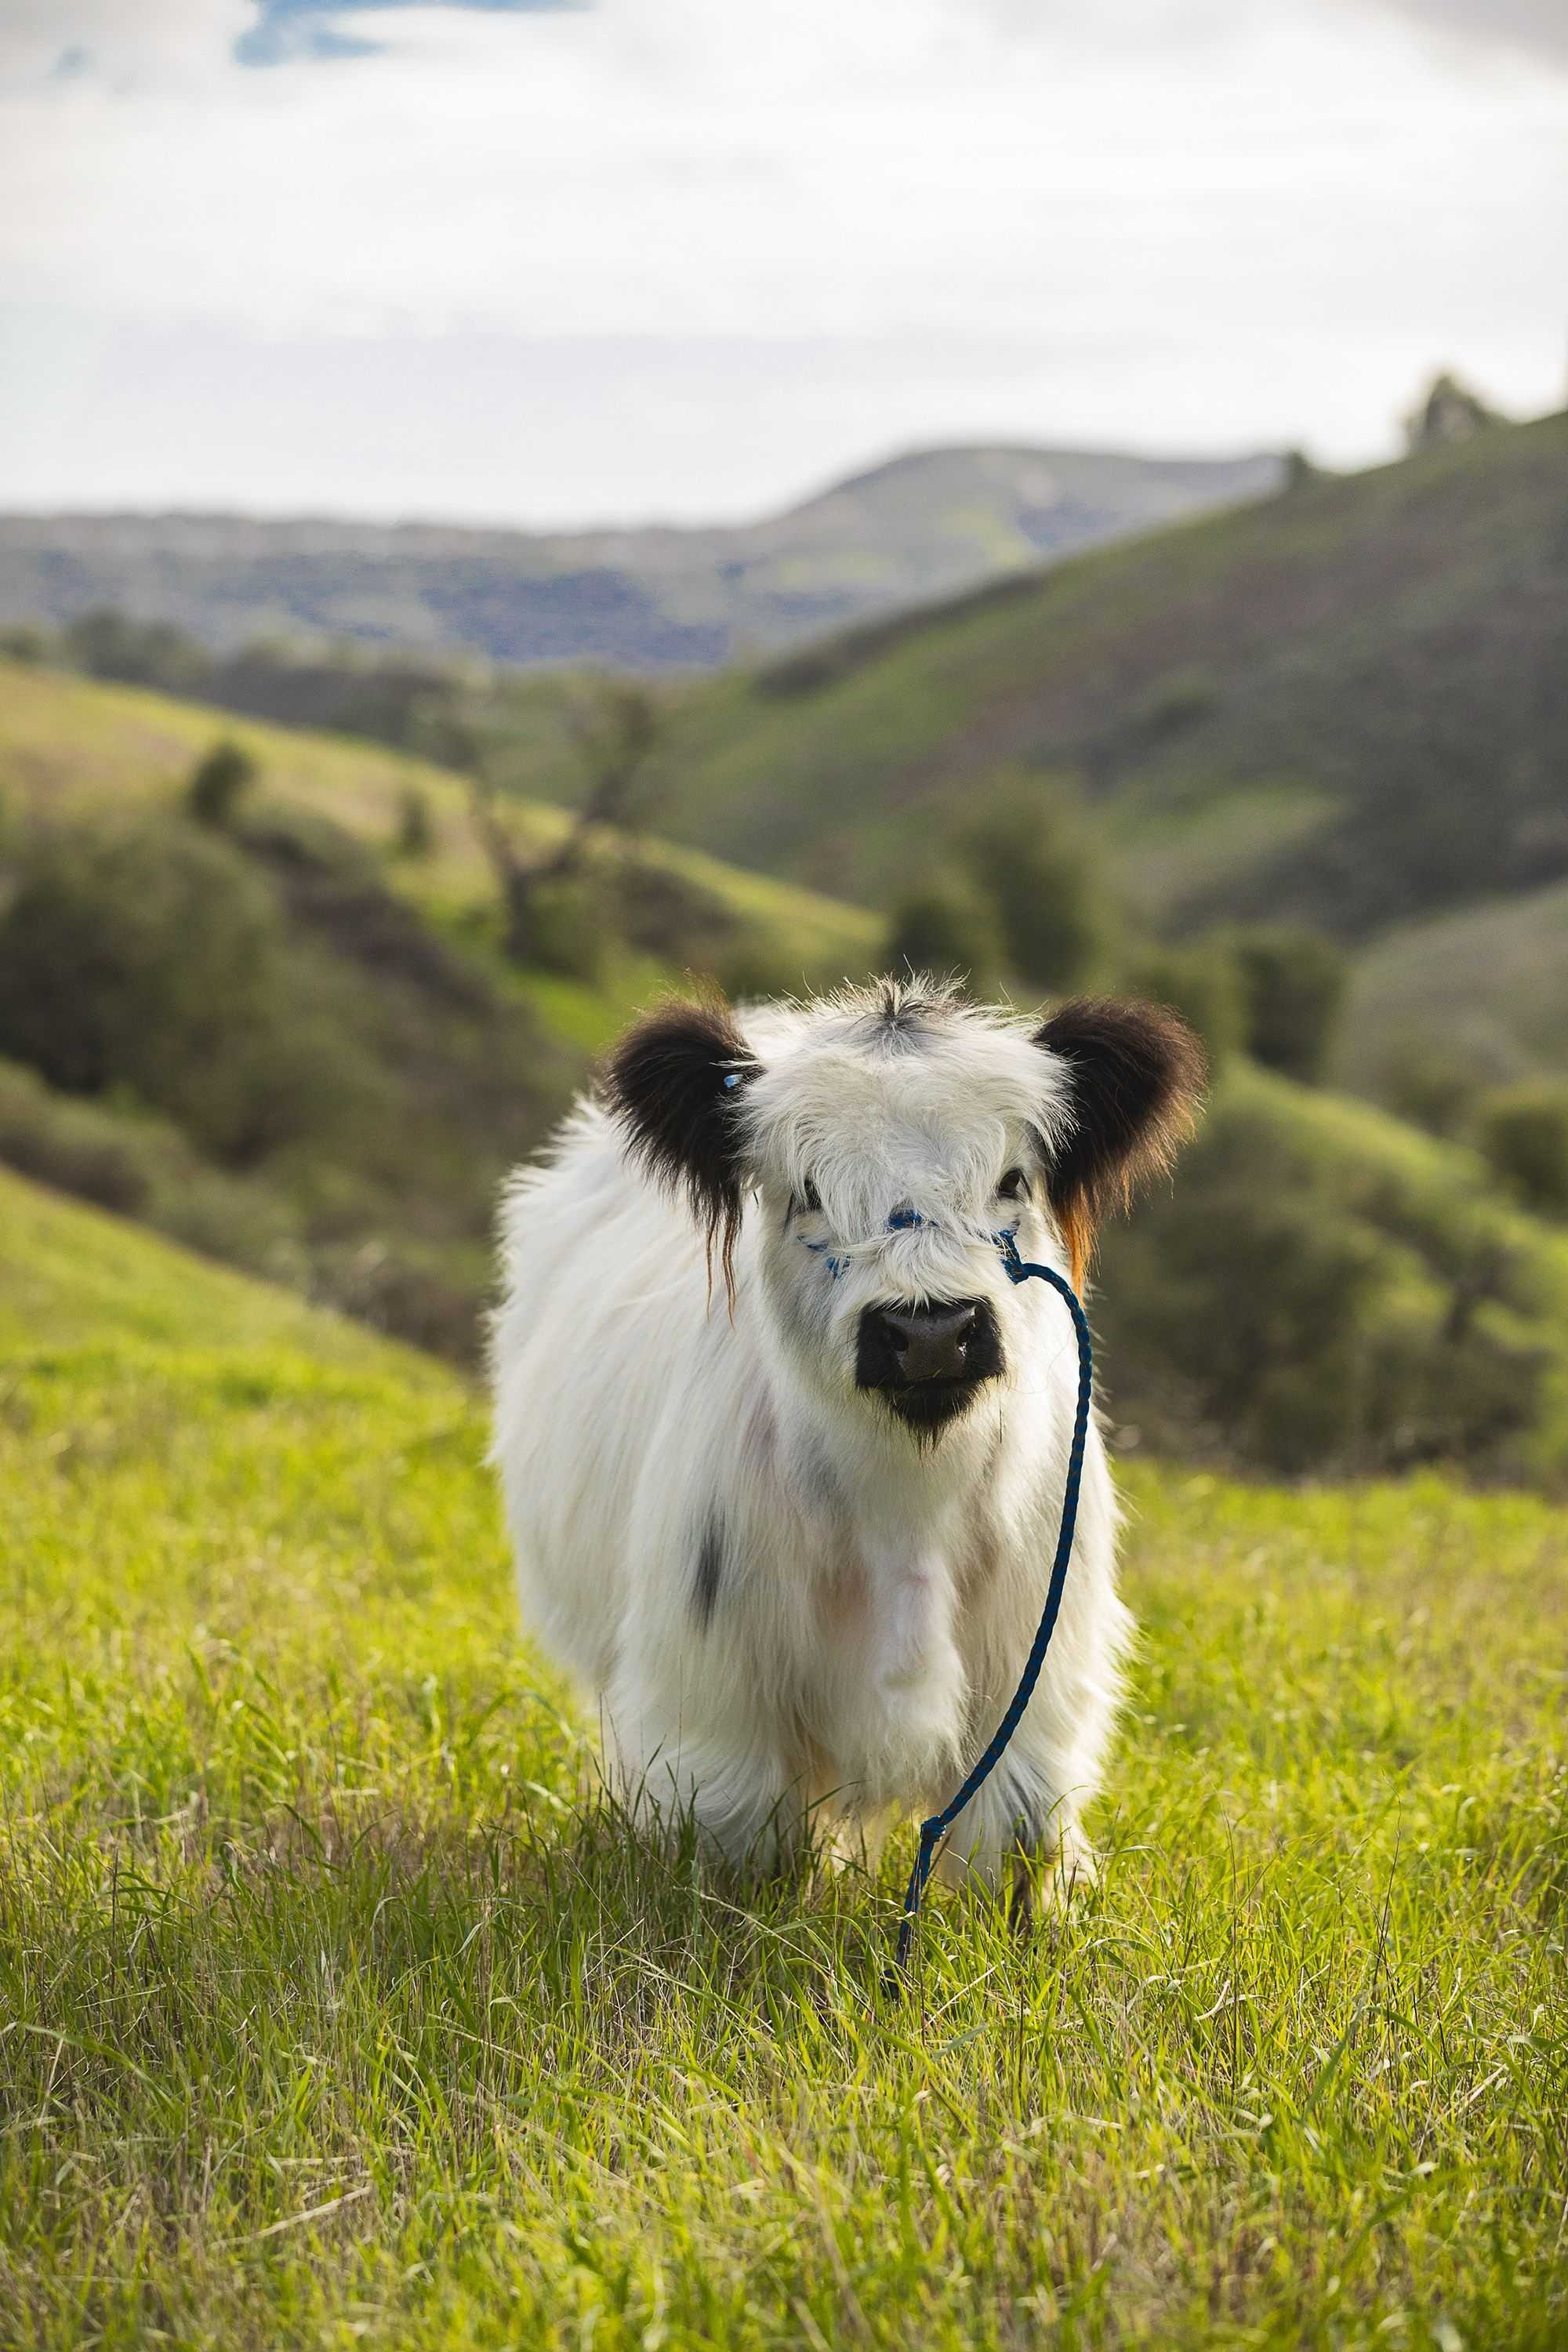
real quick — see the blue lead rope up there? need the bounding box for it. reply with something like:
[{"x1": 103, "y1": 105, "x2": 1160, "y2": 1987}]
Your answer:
[{"x1": 886, "y1": 1231, "x2": 1094, "y2": 1991}]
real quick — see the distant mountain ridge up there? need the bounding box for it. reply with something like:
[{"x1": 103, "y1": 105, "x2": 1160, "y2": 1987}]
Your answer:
[
  {"x1": 570, "y1": 412, "x2": 1567, "y2": 942},
  {"x1": 0, "y1": 443, "x2": 1282, "y2": 672}
]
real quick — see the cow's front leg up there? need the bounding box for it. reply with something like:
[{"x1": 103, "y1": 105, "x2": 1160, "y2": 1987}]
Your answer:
[
  {"x1": 852, "y1": 1539, "x2": 967, "y2": 1803},
  {"x1": 931, "y1": 1734, "x2": 1098, "y2": 1910},
  {"x1": 603, "y1": 1670, "x2": 803, "y2": 1875}
]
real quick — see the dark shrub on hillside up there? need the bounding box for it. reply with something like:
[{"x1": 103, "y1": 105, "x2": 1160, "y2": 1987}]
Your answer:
[
  {"x1": 1381, "y1": 1043, "x2": 1484, "y2": 1140},
  {"x1": 187, "y1": 739, "x2": 258, "y2": 828},
  {"x1": 709, "y1": 933, "x2": 809, "y2": 1004},
  {"x1": 393, "y1": 785, "x2": 435, "y2": 859},
  {"x1": 885, "y1": 878, "x2": 1002, "y2": 995},
  {"x1": 0, "y1": 624, "x2": 50, "y2": 665},
  {"x1": 1230, "y1": 926, "x2": 1348, "y2": 1083},
  {"x1": 211, "y1": 642, "x2": 463, "y2": 754},
  {"x1": 0, "y1": 1055, "x2": 301, "y2": 1276},
  {"x1": 525, "y1": 875, "x2": 611, "y2": 982},
  {"x1": 1096, "y1": 1105, "x2": 1388, "y2": 1472},
  {"x1": 1403, "y1": 369, "x2": 1506, "y2": 454},
  {"x1": 309, "y1": 1237, "x2": 484, "y2": 1363},
  {"x1": 233, "y1": 804, "x2": 570, "y2": 1228},
  {"x1": 956, "y1": 773, "x2": 1115, "y2": 991},
  {"x1": 0, "y1": 803, "x2": 568, "y2": 1362},
  {"x1": 1095, "y1": 1092, "x2": 1547, "y2": 1476},
  {"x1": 615, "y1": 861, "x2": 736, "y2": 967},
  {"x1": 1122, "y1": 939, "x2": 1245, "y2": 1067},
  {"x1": 0, "y1": 1069, "x2": 147, "y2": 1214},
  {"x1": 1138, "y1": 667, "x2": 1221, "y2": 742},
  {"x1": 0, "y1": 818, "x2": 343, "y2": 1165},
  {"x1": 1479, "y1": 1085, "x2": 1568, "y2": 1218},
  {"x1": 63, "y1": 608, "x2": 212, "y2": 694}
]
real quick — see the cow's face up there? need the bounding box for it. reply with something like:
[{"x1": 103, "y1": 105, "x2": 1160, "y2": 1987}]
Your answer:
[
  {"x1": 604, "y1": 978, "x2": 1203, "y2": 1445},
  {"x1": 744, "y1": 1007, "x2": 1063, "y2": 1439}
]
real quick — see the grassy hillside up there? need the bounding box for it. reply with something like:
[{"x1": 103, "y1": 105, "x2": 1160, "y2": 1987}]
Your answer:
[
  {"x1": 0, "y1": 1162, "x2": 415, "y2": 1367},
  {"x1": 2, "y1": 1168, "x2": 1565, "y2": 2347},
  {"x1": 0, "y1": 659, "x2": 878, "y2": 1359},
  {"x1": 6, "y1": 645, "x2": 1568, "y2": 1472},
  {"x1": 7, "y1": 652, "x2": 1568, "y2": 1479},
  {"x1": 0, "y1": 656, "x2": 880, "y2": 1006},
  {"x1": 1093, "y1": 1059, "x2": 1568, "y2": 1485},
  {"x1": 0, "y1": 445, "x2": 1279, "y2": 673},
  {"x1": 522, "y1": 414, "x2": 1568, "y2": 937},
  {"x1": 1331, "y1": 877, "x2": 1568, "y2": 1103}
]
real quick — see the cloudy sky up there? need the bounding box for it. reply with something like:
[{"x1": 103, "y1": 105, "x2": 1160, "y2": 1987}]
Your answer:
[{"x1": 1, "y1": 0, "x2": 1563, "y2": 526}]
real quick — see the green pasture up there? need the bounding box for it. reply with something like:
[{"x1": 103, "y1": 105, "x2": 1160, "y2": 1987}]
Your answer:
[{"x1": 1, "y1": 1169, "x2": 1564, "y2": 2348}]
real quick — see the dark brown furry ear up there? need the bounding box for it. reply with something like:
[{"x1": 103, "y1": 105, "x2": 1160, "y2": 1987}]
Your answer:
[
  {"x1": 1033, "y1": 996, "x2": 1205, "y2": 1286},
  {"x1": 601, "y1": 994, "x2": 762, "y2": 1294}
]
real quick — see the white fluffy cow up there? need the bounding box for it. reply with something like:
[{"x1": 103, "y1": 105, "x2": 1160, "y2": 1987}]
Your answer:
[{"x1": 492, "y1": 977, "x2": 1201, "y2": 1896}]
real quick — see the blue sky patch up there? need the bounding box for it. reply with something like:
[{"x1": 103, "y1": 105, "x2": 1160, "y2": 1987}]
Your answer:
[{"x1": 238, "y1": 0, "x2": 583, "y2": 68}]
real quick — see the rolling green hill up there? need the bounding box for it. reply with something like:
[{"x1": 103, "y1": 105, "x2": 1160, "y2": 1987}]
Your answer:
[
  {"x1": 0, "y1": 660, "x2": 878, "y2": 1359},
  {"x1": 527, "y1": 412, "x2": 1568, "y2": 940},
  {"x1": 3, "y1": 1167, "x2": 1566, "y2": 2347},
  {"x1": 1093, "y1": 1058, "x2": 1568, "y2": 1485},
  {"x1": 5, "y1": 649, "x2": 1566, "y2": 1474},
  {"x1": 1330, "y1": 876, "x2": 1568, "y2": 1102},
  {"x1": 0, "y1": 656, "x2": 879, "y2": 1009}
]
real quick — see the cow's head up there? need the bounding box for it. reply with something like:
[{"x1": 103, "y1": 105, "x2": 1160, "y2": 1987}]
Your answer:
[{"x1": 604, "y1": 978, "x2": 1203, "y2": 1441}]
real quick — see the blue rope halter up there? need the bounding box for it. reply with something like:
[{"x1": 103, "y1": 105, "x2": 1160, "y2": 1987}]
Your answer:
[{"x1": 885, "y1": 1227, "x2": 1093, "y2": 1991}]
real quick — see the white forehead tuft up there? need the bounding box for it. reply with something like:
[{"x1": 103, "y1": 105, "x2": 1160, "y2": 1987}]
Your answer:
[{"x1": 737, "y1": 980, "x2": 1071, "y2": 1236}]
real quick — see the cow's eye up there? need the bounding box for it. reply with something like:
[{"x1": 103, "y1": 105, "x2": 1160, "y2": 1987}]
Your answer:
[
  {"x1": 997, "y1": 1167, "x2": 1029, "y2": 1201},
  {"x1": 796, "y1": 1179, "x2": 822, "y2": 1216}
]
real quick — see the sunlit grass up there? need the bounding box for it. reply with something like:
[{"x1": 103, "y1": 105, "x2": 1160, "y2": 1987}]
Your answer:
[{"x1": 1, "y1": 1170, "x2": 1565, "y2": 2348}]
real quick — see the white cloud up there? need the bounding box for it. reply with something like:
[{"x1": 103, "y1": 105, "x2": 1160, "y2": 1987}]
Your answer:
[
  {"x1": 0, "y1": 0, "x2": 1563, "y2": 521},
  {"x1": 1359, "y1": 0, "x2": 1568, "y2": 67},
  {"x1": 0, "y1": 1, "x2": 251, "y2": 87}
]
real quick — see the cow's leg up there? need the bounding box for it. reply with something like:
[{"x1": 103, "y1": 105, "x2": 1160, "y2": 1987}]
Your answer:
[
  {"x1": 853, "y1": 1537, "x2": 967, "y2": 1802},
  {"x1": 602, "y1": 1671, "x2": 803, "y2": 1875},
  {"x1": 931, "y1": 1519, "x2": 1128, "y2": 1914},
  {"x1": 929, "y1": 1693, "x2": 1102, "y2": 1909}
]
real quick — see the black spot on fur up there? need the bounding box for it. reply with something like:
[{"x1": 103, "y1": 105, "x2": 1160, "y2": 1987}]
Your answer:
[
  {"x1": 694, "y1": 1515, "x2": 725, "y2": 1630},
  {"x1": 1033, "y1": 996, "x2": 1205, "y2": 1279},
  {"x1": 601, "y1": 993, "x2": 762, "y2": 1292}
]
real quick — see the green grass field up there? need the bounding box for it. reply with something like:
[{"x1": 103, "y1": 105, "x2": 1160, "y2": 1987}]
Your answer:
[{"x1": 2, "y1": 1166, "x2": 1566, "y2": 2350}]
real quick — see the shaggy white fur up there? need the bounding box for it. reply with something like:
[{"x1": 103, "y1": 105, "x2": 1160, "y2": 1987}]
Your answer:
[{"x1": 491, "y1": 980, "x2": 1153, "y2": 1892}]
